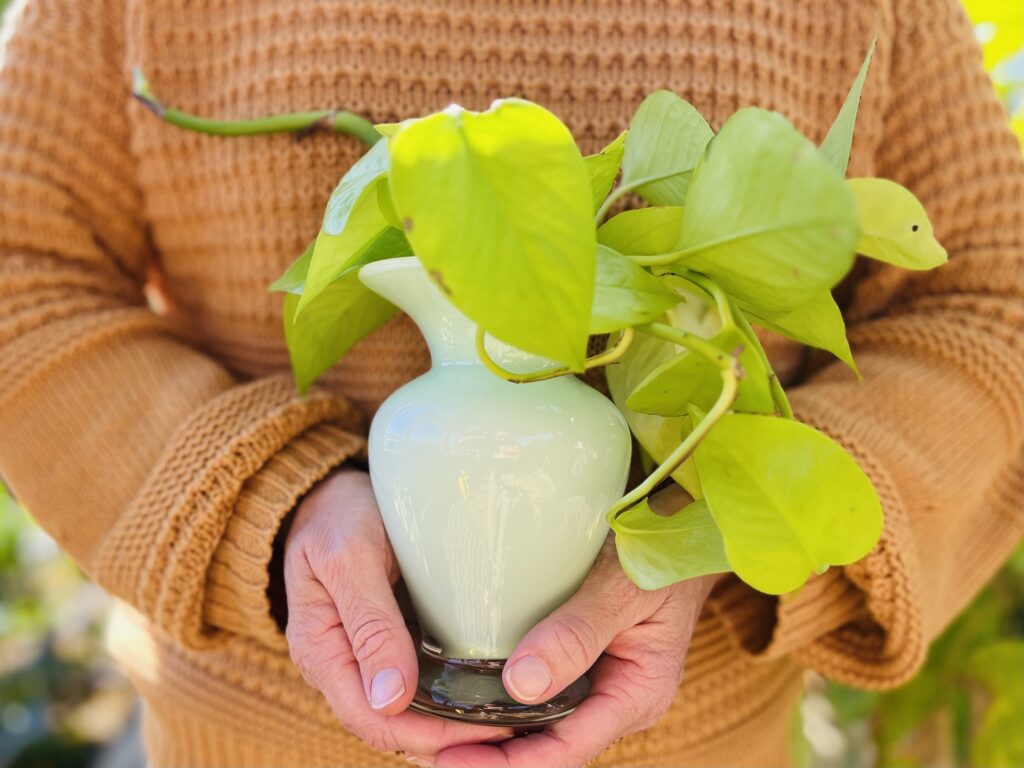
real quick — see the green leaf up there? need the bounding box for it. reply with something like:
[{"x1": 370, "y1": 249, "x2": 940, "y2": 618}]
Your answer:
[
  {"x1": 968, "y1": 644, "x2": 1024, "y2": 768},
  {"x1": 741, "y1": 293, "x2": 859, "y2": 375},
  {"x1": 606, "y1": 286, "x2": 721, "y2": 499},
  {"x1": 621, "y1": 91, "x2": 714, "y2": 206},
  {"x1": 284, "y1": 273, "x2": 397, "y2": 393},
  {"x1": 675, "y1": 108, "x2": 859, "y2": 311},
  {"x1": 694, "y1": 413, "x2": 883, "y2": 594},
  {"x1": 378, "y1": 176, "x2": 402, "y2": 229},
  {"x1": 300, "y1": 220, "x2": 411, "y2": 316},
  {"x1": 388, "y1": 100, "x2": 596, "y2": 370},
  {"x1": 625, "y1": 324, "x2": 775, "y2": 416},
  {"x1": 584, "y1": 131, "x2": 627, "y2": 212},
  {"x1": 626, "y1": 346, "x2": 719, "y2": 416},
  {"x1": 848, "y1": 178, "x2": 948, "y2": 270},
  {"x1": 820, "y1": 38, "x2": 876, "y2": 176},
  {"x1": 590, "y1": 245, "x2": 679, "y2": 334},
  {"x1": 322, "y1": 138, "x2": 390, "y2": 236},
  {"x1": 597, "y1": 207, "x2": 685, "y2": 256},
  {"x1": 298, "y1": 185, "x2": 392, "y2": 315},
  {"x1": 612, "y1": 498, "x2": 730, "y2": 590},
  {"x1": 968, "y1": 641, "x2": 1024, "y2": 697},
  {"x1": 270, "y1": 241, "x2": 314, "y2": 295}
]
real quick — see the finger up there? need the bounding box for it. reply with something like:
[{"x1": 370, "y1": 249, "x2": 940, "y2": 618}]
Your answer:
[
  {"x1": 287, "y1": 567, "x2": 514, "y2": 755},
  {"x1": 322, "y1": 549, "x2": 419, "y2": 716},
  {"x1": 504, "y1": 550, "x2": 657, "y2": 704},
  {"x1": 438, "y1": 655, "x2": 641, "y2": 768}
]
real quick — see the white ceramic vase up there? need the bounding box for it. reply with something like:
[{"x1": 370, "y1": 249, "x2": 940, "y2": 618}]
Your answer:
[{"x1": 359, "y1": 256, "x2": 631, "y2": 724}]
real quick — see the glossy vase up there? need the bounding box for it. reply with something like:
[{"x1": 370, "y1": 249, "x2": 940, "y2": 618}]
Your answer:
[{"x1": 359, "y1": 257, "x2": 632, "y2": 726}]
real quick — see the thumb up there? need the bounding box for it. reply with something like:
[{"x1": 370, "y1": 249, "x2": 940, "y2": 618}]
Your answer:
[
  {"x1": 327, "y1": 554, "x2": 419, "y2": 716},
  {"x1": 503, "y1": 578, "x2": 638, "y2": 706}
]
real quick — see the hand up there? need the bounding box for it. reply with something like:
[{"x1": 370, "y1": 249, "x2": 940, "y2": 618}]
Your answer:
[
  {"x1": 283, "y1": 468, "x2": 514, "y2": 757},
  {"x1": 436, "y1": 487, "x2": 718, "y2": 768}
]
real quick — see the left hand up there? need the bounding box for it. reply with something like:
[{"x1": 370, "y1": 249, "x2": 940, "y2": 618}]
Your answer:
[{"x1": 431, "y1": 491, "x2": 719, "y2": 768}]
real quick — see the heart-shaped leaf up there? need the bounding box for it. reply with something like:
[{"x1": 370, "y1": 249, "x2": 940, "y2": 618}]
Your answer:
[
  {"x1": 322, "y1": 138, "x2": 390, "y2": 236},
  {"x1": 621, "y1": 91, "x2": 714, "y2": 206},
  {"x1": 597, "y1": 207, "x2": 685, "y2": 256},
  {"x1": 740, "y1": 293, "x2": 858, "y2": 375},
  {"x1": 606, "y1": 286, "x2": 722, "y2": 499},
  {"x1": 674, "y1": 108, "x2": 859, "y2": 312},
  {"x1": 298, "y1": 177, "x2": 392, "y2": 316},
  {"x1": 388, "y1": 100, "x2": 596, "y2": 370},
  {"x1": 284, "y1": 273, "x2": 398, "y2": 393},
  {"x1": 694, "y1": 413, "x2": 883, "y2": 594},
  {"x1": 270, "y1": 241, "x2": 314, "y2": 295},
  {"x1": 612, "y1": 498, "x2": 730, "y2": 590},
  {"x1": 626, "y1": 322, "x2": 775, "y2": 417},
  {"x1": 584, "y1": 131, "x2": 627, "y2": 212},
  {"x1": 590, "y1": 245, "x2": 679, "y2": 334},
  {"x1": 820, "y1": 38, "x2": 876, "y2": 176},
  {"x1": 848, "y1": 178, "x2": 948, "y2": 270}
]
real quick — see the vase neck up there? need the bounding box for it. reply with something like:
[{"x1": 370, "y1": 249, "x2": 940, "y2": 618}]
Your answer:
[
  {"x1": 359, "y1": 257, "x2": 560, "y2": 373},
  {"x1": 359, "y1": 257, "x2": 477, "y2": 365}
]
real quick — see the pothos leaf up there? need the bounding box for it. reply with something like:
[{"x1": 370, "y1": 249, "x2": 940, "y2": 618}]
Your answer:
[
  {"x1": 597, "y1": 207, "x2": 685, "y2": 256},
  {"x1": 625, "y1": 323, "x2": 775, "y2": 416},
  {"x1": 584, "y1": 131, "x2": 627, "y2": 212},
  {"x1": 741, "y1": 293, "x2": 859, "y2": 376},
  {"x1": 270, "y1": 240, "x2": 314, "y2": 295},
  {"x1": 605, "y1": 284, "x2": 721, "y2": 500},
  {"x1": 674, "y1": 108, "x2": 860, "y2": 311},
  {"x1": 590, "y1": 245, "x2": 679, "y2": 334},
  {"x1": 621, "y1": 91, "x2": 714, "y2": 206},
  {"x1": 323, "y1": 138, "x2": 390, "y2": 236},
  {"x1": 694, "y1": 413, "x2": 883, "y2": 594},
  {"x1": 848, "y1": 178, "x2": 948, "y2": 270},
  {"x1": 298, "y1": 176, "x2": 391, "y2": 316},
  {"x1": 284, "y1": 274, "x2": 397, "y2": 394},
  {"x1": 820, "y1": 38, "x2": 876, "y2": 176},
  {"x1": 611, "y1": 498, "x2": 730, "y2": 590},
  {"x1": 388, "y1": 100, "x2": 596, "y2": 371}
]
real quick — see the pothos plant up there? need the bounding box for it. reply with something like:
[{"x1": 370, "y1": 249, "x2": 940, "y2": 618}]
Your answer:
[{"x1": 137, "y1": 40, "x2": 947, "y2": 596}]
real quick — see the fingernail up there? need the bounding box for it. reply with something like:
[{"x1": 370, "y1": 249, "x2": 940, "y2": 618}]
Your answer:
[
  {"x1": 405, "y1": 756, "x2": 433, "y2": 767},
  {"x1": 505, "y1": 655, "x2": 552, "y2": 701},
  {"x1": 369, "y1": 667, "x2": 405, "y2": 709}
]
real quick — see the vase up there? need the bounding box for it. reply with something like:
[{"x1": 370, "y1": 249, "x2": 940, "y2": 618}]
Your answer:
[{"x1": 359, "y1": 256, "x2": 632, "y2": 726}]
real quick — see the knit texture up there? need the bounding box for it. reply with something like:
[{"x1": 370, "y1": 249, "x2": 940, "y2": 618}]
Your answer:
[{"x1": 0, "y1": 0, "x2": 1022, "y2": 766}]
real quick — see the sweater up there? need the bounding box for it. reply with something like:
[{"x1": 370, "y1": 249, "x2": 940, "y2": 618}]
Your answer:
[{"x1": 0, "y1": 0, "x2": 1022, "y2": 765}]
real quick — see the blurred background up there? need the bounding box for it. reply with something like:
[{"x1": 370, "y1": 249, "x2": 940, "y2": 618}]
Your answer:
[{"x1": 0, "y1": 1, "x2": 1022, "y2": 767}]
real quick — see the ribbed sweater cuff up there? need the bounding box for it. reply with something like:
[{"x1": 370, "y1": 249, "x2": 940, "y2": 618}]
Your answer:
[
  {"x1": 203, "y1": 423, "x2": 366, "y2": 650},
  {"x1": 707, "y1": 568, "x2": 868, "y2": 657},
  {"x1": 708, "y1": 395, "x2": 922, "y2": 688},
  {"x1": 95, "y1": 374, "x2": 367, "y2": 651}
]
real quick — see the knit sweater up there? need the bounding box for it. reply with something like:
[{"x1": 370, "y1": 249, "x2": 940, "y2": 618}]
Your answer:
[{"x1": 1, "y1": 0, "x2": 1021, "y2": 765}]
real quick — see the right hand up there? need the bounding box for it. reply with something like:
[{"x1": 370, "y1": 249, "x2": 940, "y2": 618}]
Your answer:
[{"x1": 283, "y1": 468, "x2": 513, "y2": 759}]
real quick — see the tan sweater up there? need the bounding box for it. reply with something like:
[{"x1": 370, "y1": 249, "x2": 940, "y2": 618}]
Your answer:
[{"x1": 1, "y1": 0, "x2": 1022, "y2": 765}]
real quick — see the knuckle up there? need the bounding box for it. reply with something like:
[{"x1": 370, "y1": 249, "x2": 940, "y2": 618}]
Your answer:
[
  {"x1": 549, "y1": 615, "x2": 601, "y2": 666},
  {"x1": 347, "y1": 610, "x2": 397, "y2": 663}
]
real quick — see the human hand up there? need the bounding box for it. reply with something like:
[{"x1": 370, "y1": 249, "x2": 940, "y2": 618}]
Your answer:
[
  {"x1": 435, "y1": 486, "x2": 718, "y2": 768},
  {"x1": 283, "y1": 468, "x2": 514, "y2": 757}
]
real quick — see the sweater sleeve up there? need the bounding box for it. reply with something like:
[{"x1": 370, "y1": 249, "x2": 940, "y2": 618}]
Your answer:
[
  {"x1": 0, "y1": 0, "x2": 363, "y2": 652},
  {"x1": 708, "y1": 0, "x2": 1024, "y2": 688}
]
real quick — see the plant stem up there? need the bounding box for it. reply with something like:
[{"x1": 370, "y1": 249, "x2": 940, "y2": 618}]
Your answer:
[
  {"x1": 132, "y1": 68, "x2": 380, "y2": 145},
  {"x1": 635, "y1": 322, "x2": 730, "y2": 367},
  {"x1": 606, "y1": 356, "x2": 738, "y2": 523},
  {"x1": 672, "y1": 269, "x2": 737, "y2": 333},
  {"x1": 593, "y1": 168, "x2": 686, "y2": 225},
  {"x1": 474, "y1": 327, "x2": 635, "y2": 383}
]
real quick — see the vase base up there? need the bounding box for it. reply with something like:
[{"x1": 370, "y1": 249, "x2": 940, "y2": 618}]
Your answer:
[{"x1": 410, "y1": 637, "x2": 589, "y2": 727}]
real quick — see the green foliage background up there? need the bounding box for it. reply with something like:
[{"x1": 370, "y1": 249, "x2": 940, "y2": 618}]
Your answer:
[{"x1": 0, "y1": 1, "x2": 1021, "y2": 766}]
